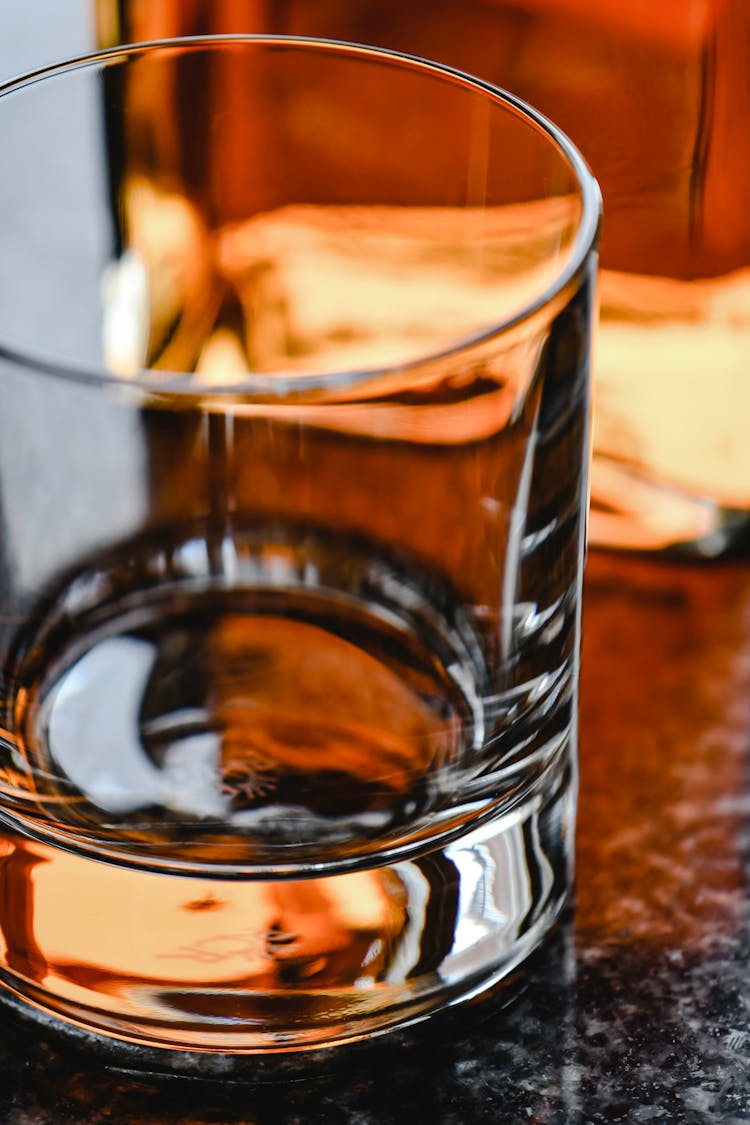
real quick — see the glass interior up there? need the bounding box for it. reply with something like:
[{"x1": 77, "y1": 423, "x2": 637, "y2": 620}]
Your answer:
[{"x1": 0, "y1": 37, "x2": 593, "y2": 389}]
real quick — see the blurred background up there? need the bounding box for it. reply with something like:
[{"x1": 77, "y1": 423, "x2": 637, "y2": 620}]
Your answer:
[{"x1": 0, "y1": 1, "x2": 94, "y2": 75}]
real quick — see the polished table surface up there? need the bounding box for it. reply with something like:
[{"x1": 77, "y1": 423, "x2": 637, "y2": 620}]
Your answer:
[{"x1": 0, "y1": 549, "x2": 748, "y2": 1123}]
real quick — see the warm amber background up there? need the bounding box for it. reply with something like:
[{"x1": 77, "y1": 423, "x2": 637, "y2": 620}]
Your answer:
[
  {"x1": 92, "y1": 0, "x2": 750, "y2": 547},
  {"x1": 99, "y1": 0, "x2": 750, "y2": 278}
]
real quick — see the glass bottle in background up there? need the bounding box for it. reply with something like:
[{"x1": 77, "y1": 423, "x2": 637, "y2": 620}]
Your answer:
[{"x1": 95, "y1": 0, "x2": 750, "y2": 555}]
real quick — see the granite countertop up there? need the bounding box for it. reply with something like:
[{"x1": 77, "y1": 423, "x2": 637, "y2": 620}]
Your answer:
[{"x1": 0, "y1": 550, "x2": 747, "y2": 1123}]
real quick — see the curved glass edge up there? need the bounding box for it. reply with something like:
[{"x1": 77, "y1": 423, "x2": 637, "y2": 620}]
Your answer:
[{"x1": 0, "y1": 34, "x2": 602, "y2": 398}]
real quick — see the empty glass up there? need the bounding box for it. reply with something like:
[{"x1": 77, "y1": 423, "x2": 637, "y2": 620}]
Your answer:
[{"x1": 0, "y1": 37, "x2": 599, "y2": 1053}]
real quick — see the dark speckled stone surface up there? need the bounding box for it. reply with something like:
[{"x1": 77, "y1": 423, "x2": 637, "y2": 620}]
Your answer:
[{"x1": 0, "y1": 551, "x2": 748, "y2": 1122}]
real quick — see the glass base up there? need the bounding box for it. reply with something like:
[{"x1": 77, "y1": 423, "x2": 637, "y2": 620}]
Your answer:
[{"x1": 0, "y1": 752, "x2": 574, "y2": 1055}]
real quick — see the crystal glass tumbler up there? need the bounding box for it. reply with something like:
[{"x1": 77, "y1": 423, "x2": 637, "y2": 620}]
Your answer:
[{"x1": 0, "y1": 37, "x2": 599, "y2": 1054}]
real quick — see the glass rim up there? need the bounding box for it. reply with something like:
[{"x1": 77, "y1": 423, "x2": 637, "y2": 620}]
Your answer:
[{"x1": 0, "y1": 34, "x2": 602, "y2": 398}]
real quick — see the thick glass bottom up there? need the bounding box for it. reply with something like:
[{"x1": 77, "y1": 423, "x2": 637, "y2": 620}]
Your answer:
[
  {"x1": 0, "y1": 752, "x2": 573, "y2": 1055},
  {"x1": 0, "y1": 522, "x2": 578, "y2": 1053}
]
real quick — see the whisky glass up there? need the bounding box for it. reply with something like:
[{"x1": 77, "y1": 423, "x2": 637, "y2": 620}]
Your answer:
[{"x1": 0, "y1": 37, "x2": 599, "y2": 1054}]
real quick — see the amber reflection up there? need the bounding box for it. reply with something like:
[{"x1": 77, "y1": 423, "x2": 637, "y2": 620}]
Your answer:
[
  {"x1": 0, "y1": 837, "x2": 407, "y2": 999},
  {"x1": 577, "y1": 552, "x2": 750, "y2": 950},
  {"x1": 208, "y1": 614, "x2": 456, "y2": 813},
  {"x1": 91, "y1": 36, "x2": 587, "y2": 665},
  {"x1": 98, "y1": 33, "x2": 580, "y2": 382},
  {"x1": 0, "y1": 839, "x2": 46, "y2": 983},
  {"x1": 105, "y1": 188, "x2": 578, "y2": 380},
  {"x1": 98, "y1": 0, "x2": 750, "y2": 546},
  {"x1": 100, "y1": 0, "x2": 750, "y2": 276}
]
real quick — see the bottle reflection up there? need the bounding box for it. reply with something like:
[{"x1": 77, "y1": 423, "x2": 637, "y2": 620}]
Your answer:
[{"x1": 96, "y1": 0, "x2": 750, "y2": 552}]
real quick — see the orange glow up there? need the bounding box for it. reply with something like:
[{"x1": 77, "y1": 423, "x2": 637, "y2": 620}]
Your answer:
[
  {"x1": 591, "y1": 267, "x2": 750, "y2": 538},
  {"x1": 102, "y1": 0, "x2": 750, "y2": 551},
  {"x1": 0, "y1": 835, "x2": 409, "y2": 1008}
]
